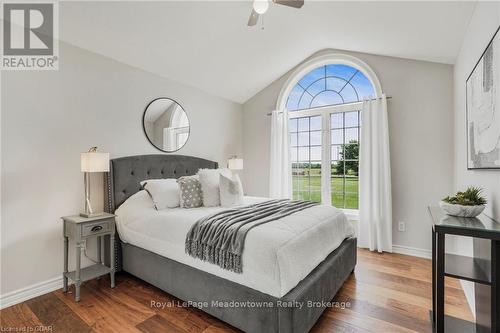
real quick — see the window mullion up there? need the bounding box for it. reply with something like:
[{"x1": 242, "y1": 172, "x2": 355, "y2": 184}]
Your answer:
[{"x1": 321, "y1": 110, "x2": 330, "y2": 205}]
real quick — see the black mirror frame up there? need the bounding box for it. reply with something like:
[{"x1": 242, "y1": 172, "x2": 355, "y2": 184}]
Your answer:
[{"x1": 142, "y1": 97, "x2": 190, "y2": 153}]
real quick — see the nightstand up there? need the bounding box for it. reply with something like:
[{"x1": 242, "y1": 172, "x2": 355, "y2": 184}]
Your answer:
[{"x1": 61, "y1": 213, "x2": 116, "y2": 302}]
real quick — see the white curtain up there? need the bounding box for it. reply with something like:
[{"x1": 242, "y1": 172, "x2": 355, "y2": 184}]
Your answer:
[
  {"x1": 358, "y1": 94, "x2": 393, "y2": 252},
  {"x1": 269, "y1": 109, "x2": 292, "y2": 199}
]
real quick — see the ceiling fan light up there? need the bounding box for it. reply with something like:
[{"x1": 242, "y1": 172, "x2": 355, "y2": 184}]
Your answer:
[{"x1": 253, "y1": 0, "x2": 269, "y2": 14}]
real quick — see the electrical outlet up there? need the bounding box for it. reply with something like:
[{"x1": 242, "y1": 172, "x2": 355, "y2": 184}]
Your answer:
[{"x1": 398, "y1": 222, "x2": 406, "y2": 232}]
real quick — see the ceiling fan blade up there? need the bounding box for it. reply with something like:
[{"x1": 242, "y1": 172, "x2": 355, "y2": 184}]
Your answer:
[
  {"x1": 247, "y1": 9, "x2": 259, "y2": 26},
  {"x1": 273, "y1": 0, "x2": 304, "y2": 8}
]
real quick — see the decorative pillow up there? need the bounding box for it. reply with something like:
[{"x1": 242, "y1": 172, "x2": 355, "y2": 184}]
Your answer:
[
  {"x1": 177, "y1": 176, "x2": 203, "y2": 208},
  {"x1": 140, "y1": 179, "x2": 180, "y2": 210},
  {"x1": 219, "y1": 174, "x2": 244, "y2": 207},
  {"x1": 198, "y1": 168, "x2": 232, "y2": 207}
]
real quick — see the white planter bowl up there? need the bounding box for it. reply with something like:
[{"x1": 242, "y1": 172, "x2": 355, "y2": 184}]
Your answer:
[{"x1": 439, "y1": 201, "x2": 485, "y2": 217}]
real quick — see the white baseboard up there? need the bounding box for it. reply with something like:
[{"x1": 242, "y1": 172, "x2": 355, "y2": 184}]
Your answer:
[
  {"x1": 0, "y1": 276, "x2": 63, "y2": 310},
  {"x1": 392, "y1": 244, "x2": 432, "y2": 259}
]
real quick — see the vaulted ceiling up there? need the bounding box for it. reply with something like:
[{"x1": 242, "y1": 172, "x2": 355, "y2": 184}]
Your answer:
[{"x1": 60, "y1": 1, "x2": 476, "y2": 103}]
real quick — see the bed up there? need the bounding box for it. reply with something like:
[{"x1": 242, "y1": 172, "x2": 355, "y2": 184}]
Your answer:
[{"x1": 104, "y1": 154, "x2": 357, "y2": 333}]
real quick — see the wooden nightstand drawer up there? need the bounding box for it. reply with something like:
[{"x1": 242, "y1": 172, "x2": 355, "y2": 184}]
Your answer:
[{"x1": 82, "y1": 220, "x2": 111, "y2": 237}]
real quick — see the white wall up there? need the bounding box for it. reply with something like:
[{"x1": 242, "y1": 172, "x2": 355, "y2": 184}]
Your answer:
[
  {"x1": 242, "y1": 49, "x2": 454, "y2": 252},
  {"x1": 0, "y1": 41, "x2": 243, "y2": 298},
  {"x1": 451, "y1": 1, "x2": 500, "y2": 315},
  {"x1": 453, "y1": 2, "x2": 500, "y2": 224}
]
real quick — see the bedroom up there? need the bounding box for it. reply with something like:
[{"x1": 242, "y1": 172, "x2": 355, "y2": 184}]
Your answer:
[{"x1": 1, "y1": 1, "x2": 500, "y2": 332}]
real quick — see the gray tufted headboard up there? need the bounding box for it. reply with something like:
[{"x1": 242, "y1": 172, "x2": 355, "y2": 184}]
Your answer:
[{"x1": 104, "y1": 154, "x2": 218, "y2": 213}]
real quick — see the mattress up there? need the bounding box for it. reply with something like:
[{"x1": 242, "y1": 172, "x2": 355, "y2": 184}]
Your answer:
[{"x1": 115, "y1": 191, "x2": 355, "y2": 298}]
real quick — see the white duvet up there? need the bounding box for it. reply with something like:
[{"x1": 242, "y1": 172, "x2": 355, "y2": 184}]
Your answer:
[{"x1": 115, "y1": 191, "x2": 355, "y2": 298}]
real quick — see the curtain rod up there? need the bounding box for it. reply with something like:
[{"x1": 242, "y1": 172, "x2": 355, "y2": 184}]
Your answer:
[{"x1": 266, "y1": 96, "x2": 392, "y2": 116}]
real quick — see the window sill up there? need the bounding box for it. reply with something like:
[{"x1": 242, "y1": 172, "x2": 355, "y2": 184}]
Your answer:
[{"x1": 342, "y1": 209, "x2": 359, "y2": 221}]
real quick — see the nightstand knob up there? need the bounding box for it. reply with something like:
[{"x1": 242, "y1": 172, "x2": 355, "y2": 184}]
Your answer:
[{"x1": 91, "y1": 225, "x2": 103, "y2": 232}]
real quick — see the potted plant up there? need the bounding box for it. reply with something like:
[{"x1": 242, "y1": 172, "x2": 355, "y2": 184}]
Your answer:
[{"x1": 440, "y1": 186, "x2": 487, "y2": 217}]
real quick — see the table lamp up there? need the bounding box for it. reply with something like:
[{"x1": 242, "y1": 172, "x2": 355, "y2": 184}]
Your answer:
[
  {"x1": 80, "y1": 147, "x2": 109, "y2": 217},
  {"x1": 228, "y1": 156, "x2": 243, "y2": 171}
]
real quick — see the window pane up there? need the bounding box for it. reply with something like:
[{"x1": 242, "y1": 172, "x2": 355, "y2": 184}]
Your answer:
[
  {"x1": 310, "y1": 131, "x2": 321, "y2": 145},
  {"x1": 326, "y1": 77, "x2": 345, "y2": 92},
  {"x1": 310, "y1": 192, "x2": 321, "y2": 203},
  {"x1": 310, "y1": 116, "x2": 321, "y2": 130},
  {"x1": 290, "y1": 133, "x2": 298, "y2": 147},
  {"x1": 292, "y1": 163, "x2": 305, "y2": 172},
  {"x1": 331, "y1": 129, "x2": 343, "y2": 145},
  {"x1": 298, "y1": 93, "x2": 313, "y2": 110},
  {"x1": 331, "y1": 179, "x2": 345, "y2": 208},
  {"x1": 289, "y1": 118, "x2": 298, "y2": 132},
  {"x1": 288, "y1": 64, "x2": 374, "y2": 109},
  {"x1": 307, "y1": 79, "x2": 326, "y2": 96},
  {"x1": 350, "y1": 72, "x2": 375, "y2": 100},
  {"x1": 339, "y1": 84, "x2": 359, "y2": 103},
  {"x1": 311, "y1": 91, "x2": 343, "y2": 108},
  {"x1": 345, "y1": 191, "x2": 359, "y2": 209},
  {"x1": 332, "y1": 160, "x2": 345, "y2": 176},
  {"x1": 310, "y1": 146, "x2": 321, "y2": 161},
  {"x1": 298, "y1": 132, "x2": 309, "y2": 146},
  {"x1": 286, "y1": 85, "x2": 304, "y2": 111},
  {"x1": 309, "y1": 164, "x2": 321, "y2": 192},
  {"x1": 331, "y1": 113, "x2": 343, "y2": 129},
  {"x1": 344, "y1": 111, "x2": 359, "y2": 127},
  {"x1": 345, "y1": 174, "x2": 359, "y2": 193},
  {"x1": 331, "y1": 146, "x2": 343, "y2": 161},
  {"x1": 298, "y1": 118, "x2": 309, "y2": 131},
  {"x1": 294, "y1": 191, "x2": 310, "y2": 201},
  {"x1": 292, "y1": 176, "x2": 301, "y2": 190},
  {"x1": 343, "y1": 144, "x2": 359, "y2": 163},
  {"x1": 345, "y1": 128, "x2": 358, "y2": 143},
  {"x1": 298, "y1": 147, "x2": 309, "y2": 161},
  {"x1": 291, "y1": 147, "x2": 298, "y2": 161},
  {"x1": 326, "y1": 64, "x2": 358, "y2": 81},
  {"x1": 331, "y1": 174, "x2": 345, "y2": 193},
  {"x1": 298, "y1": 66, "x2": 325, "y2": 87},
  {"x1": 345, "y1": 160, "x2": 359, "y2": 177}
]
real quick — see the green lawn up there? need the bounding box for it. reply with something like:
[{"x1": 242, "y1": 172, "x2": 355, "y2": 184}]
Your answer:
[{"x1": 292, "y1": 174, "x2": 359, "y2": 209}]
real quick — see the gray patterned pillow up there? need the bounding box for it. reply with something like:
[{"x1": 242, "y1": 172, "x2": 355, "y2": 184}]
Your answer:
[{"x1": 177, "y1": 176, "x2": 203, "y2": 208}]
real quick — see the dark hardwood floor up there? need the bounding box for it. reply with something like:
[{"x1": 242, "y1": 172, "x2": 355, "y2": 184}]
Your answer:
[{"x1": 0, "y1": 249, "x2": 473, "y2": 333}]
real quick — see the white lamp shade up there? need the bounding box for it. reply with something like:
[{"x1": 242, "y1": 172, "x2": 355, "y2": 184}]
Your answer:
[
  {"x1": 228, "y1": 158, "x2": 243, "y2": 170},
  {"x1": 81, "y1": 152, "x2": 110, "y2": 172}
]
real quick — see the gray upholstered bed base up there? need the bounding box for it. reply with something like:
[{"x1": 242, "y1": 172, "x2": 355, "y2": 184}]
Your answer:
[
  {"x1": 121, "y1": 238, "x2": 356, "y2": 333},
  {"x1": 105, "y1": 154, "x2": 357, "y2": 333}
]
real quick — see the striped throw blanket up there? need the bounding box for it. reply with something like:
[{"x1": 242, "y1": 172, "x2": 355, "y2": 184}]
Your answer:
[{"x1": 185, "y1": 199, "x2": 318, "y2": 273}]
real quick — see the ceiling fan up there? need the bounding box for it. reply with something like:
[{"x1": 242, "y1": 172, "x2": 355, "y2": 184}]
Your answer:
[{"x1": 247, "y1": 0, "x2": 304, "y2": 26}]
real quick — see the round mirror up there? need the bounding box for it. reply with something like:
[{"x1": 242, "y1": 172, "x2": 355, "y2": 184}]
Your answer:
[{"x1": 142, "y1": 98, "x2": 190, "y2": 152}]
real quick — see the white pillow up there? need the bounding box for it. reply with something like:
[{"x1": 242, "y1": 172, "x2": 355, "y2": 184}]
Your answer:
[
  {"x1": 197, "y1": 168, "x2": 231, "y2": 207},
  {"x1": 219, "y1": 174, "x2": 244, "y2": 207},
  {"x1": 140, "y1": 179, "x2": 180, "y2": 210}
]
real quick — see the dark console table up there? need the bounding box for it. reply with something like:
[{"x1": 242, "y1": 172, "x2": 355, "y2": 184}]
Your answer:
[{"x1": 429, "y1": 206, "x2": 500, "y2": 333}]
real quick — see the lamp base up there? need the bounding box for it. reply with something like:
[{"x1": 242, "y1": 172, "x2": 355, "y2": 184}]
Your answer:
[{"x1": 79, "y1": 211, "x2": 105, "y2": 218}]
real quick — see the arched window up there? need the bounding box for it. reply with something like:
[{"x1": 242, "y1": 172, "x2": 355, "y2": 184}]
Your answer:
[
  {"x1": 286, "y1": 64, "x2": 375, "y2": 111},
  {"x1": 279, "y1": 54, "x2": 381, "y2": 212}
]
